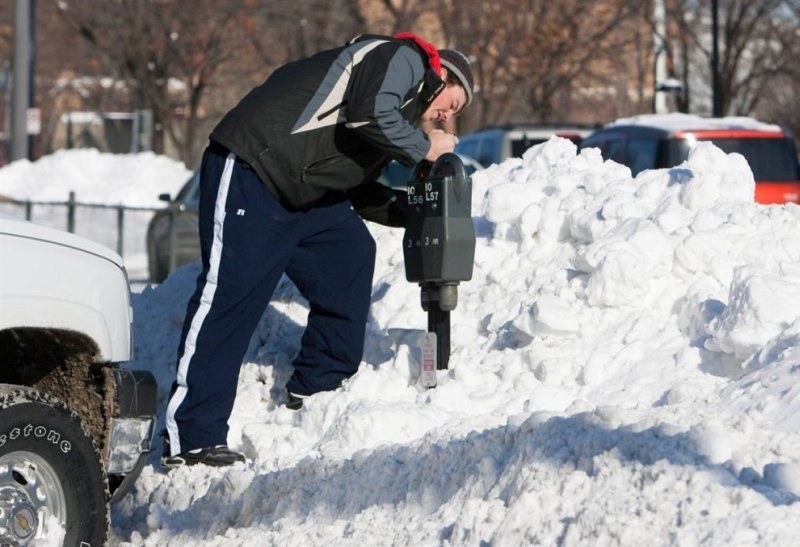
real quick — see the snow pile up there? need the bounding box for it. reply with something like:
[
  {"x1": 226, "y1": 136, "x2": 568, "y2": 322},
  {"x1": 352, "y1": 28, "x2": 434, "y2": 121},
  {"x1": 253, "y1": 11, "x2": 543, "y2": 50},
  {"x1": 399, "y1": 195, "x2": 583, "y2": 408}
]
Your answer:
[
  {"x1": 0, "y1": 149, "x2": 191, "y2": 277},
  {"x1": 0, "y1": 148, "x2": 191, "y2": 207},
  {"x1": 4, "y1": 142, "x2": 799, "y2": 544}
]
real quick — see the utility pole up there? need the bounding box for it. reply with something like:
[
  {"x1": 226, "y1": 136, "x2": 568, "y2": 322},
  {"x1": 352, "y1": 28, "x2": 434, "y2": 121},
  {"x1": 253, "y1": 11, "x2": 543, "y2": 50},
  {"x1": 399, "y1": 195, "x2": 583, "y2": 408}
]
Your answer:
[
  {"x1": 10, "y1": 0, "x2": 33, "y2": 161},
  {"x1": 653, "y1": 0, "x2": 668, "y2": 114},
  {"x1": 710, "y1": 0, "x2": 722, "y2": 117}
]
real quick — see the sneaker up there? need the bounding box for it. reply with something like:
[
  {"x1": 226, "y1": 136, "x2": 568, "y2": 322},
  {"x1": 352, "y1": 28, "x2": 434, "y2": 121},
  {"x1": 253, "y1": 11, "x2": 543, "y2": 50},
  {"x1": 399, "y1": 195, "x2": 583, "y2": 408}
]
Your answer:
[
  {"x1": 286, "y1": 391, "x2": 308, "y2": 411},
  {"x1": 160, "y1": 431, "x2": 245, "y2": 468}
]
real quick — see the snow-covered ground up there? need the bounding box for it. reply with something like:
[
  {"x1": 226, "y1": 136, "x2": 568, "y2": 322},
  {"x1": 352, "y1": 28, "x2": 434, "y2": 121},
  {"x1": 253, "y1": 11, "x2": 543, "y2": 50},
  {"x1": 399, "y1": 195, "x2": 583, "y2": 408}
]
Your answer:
[{"x1": 2, "y1": 139, "x2": 799, "y2": 545}]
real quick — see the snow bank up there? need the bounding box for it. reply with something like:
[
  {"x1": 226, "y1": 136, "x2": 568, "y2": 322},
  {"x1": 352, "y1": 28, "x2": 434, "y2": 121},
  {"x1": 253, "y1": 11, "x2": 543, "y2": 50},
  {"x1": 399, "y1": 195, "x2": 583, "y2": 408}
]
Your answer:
[
  {"x1": 4, "y1": 141, "x2": 798, "y2": 544},
  {"x1": 113, "y1": 137, "x2": 800, "y2": 545}
]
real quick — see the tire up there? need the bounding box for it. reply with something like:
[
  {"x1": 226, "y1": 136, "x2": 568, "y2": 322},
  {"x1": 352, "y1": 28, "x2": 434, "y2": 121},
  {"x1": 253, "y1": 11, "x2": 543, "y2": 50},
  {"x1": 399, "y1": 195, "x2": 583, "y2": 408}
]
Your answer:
[
  {"x1": 151, "y1": 255, "x2": 169, "y2": 284},
  {"x1": 147, "y1": 232, "x2": 169, "y2": 284},
  {"x1": 0, "y1": 386, "x2": 108, "y2": 546}
]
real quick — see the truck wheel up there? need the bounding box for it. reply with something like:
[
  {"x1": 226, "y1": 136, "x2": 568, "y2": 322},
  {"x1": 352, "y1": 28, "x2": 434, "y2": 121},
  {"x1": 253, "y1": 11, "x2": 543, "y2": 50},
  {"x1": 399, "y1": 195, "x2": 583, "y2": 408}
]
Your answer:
[{"x1": 0, "y1": 387, "x2": 108, "y2": 546}]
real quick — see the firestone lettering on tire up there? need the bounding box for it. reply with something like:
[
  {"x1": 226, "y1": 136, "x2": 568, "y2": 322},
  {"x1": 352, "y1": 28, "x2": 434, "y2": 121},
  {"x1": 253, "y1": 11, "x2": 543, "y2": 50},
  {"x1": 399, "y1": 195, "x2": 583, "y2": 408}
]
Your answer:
[{"x1": 0, "y1": 424, "x2": 72, "y2": 454}]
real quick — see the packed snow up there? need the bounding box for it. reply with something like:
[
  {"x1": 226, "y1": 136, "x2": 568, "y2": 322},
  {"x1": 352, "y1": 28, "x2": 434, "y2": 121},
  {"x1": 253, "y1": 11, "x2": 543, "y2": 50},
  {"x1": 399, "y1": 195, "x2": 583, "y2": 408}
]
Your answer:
[
  {"x1": 608, "y1": 112, "x2": 783, "y2": 132},
  {"x1": 1, "y1": 138, "x2": 799, "y2": 545}
]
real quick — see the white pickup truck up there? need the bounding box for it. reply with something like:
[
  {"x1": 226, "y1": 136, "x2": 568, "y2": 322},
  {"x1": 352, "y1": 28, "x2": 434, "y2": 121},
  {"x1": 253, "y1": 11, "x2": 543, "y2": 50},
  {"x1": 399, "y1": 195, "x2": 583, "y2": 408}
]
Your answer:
[{"x1": 0, "y1": 216, "x2": 156, "y2": 546}]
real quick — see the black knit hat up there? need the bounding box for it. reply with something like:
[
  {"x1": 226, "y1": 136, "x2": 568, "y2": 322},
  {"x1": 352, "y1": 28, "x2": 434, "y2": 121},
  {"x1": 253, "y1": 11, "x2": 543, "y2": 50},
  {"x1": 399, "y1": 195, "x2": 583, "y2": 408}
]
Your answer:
[{"x1": 438, "y1": 49, "x2": 474, "y2": 107}]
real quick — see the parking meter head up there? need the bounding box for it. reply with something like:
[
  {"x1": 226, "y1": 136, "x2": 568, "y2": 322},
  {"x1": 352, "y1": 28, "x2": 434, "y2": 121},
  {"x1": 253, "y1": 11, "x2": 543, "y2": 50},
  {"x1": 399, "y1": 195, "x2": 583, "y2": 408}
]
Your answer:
[
  {"x1": 403, "y1": 154, "x2": 476, "y2": 284},
  {"x1": 432, "y1": 153, "x2": 469, "y2": 202}
]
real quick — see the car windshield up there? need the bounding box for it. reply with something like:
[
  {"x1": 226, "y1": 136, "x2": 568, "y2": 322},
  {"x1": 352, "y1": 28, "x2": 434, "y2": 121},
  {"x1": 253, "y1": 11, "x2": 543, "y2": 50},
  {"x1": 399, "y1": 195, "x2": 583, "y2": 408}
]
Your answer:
[
  {"x1": 174, "y1": 172, "x2": 201, "y2": 205},
  {"x1": 700, "y1": 137, "x2": 800, "y2": 182},
  {"x1": 510, "y1": 134, "x2": 584, "y2": 158},
  {"x1": 510, "y1": 137, "x2": 548, "y2": 158}
]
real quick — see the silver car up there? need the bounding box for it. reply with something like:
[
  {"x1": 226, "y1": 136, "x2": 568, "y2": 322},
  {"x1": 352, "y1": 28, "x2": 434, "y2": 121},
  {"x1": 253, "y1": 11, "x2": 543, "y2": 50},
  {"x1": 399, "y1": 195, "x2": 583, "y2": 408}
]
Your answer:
[{"x1": 146, "y1": 171, "x2": 201, "y2": 283}]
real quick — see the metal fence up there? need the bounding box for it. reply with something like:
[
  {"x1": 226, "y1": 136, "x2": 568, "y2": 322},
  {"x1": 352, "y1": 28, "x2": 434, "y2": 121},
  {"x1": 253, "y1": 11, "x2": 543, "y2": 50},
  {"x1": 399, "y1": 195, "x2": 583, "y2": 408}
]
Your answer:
[{"x1": 0, "y1": 192, "x2": 163, "y2": 280}]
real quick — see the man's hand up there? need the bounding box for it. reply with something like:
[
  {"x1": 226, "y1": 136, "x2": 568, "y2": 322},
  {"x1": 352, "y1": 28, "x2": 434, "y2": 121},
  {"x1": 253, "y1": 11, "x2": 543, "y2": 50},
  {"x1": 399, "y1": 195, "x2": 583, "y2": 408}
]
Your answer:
[{"x1": 424, "y1": 129, "x2": 459, "y2": 161}]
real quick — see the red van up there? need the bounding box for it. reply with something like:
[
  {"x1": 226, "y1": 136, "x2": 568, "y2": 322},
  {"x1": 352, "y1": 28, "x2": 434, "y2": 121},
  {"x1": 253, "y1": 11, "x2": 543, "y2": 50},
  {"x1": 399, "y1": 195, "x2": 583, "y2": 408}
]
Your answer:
[{"x1": 580, "y1": 114, "x2": 800, "y2": 204}]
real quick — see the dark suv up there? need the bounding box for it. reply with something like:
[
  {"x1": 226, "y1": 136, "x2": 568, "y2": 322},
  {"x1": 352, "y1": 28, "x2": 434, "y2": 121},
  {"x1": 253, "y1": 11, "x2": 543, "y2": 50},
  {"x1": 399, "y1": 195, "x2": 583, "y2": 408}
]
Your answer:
[
  {"x1": 580, "y1": 114, "x2": 800, "y2": 204},
  {"x1": 455, "y1": 124, "x2": 591, "y2": 167}
]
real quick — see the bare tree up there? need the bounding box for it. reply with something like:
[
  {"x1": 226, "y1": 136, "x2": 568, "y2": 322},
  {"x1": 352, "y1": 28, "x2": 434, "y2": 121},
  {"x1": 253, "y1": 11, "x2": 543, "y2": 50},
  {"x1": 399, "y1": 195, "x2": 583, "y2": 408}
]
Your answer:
[
  {"x1": 432, "y1": 0, "x2": 526, "y2": 130},
  {"x1": 242, "y1": 0, "x2": 368, "y2": 66},
  {"x1": 667, "y1": 0, "x2": 800, "y2": 116},
  {"x1": 36, "y1": 0, "x2": 370, "y2": 165},
  {"x1": 51, "y1": 0, "x2": 251, "y2": 164},
  {"x1": 755, "y1": 1, "x2": 800, "y2": 137},
  {"x1": 376, "y1": 0, "x2": 426, "y2": 32},
  {"x1": 14, "y1": 0, "x2": 800, "y2": 165},
  {"x1": 516, "y1": 0, "x2": 648, "y2": 123},
  {"x1": 431, "y1": 0, "x2": 646, "y2": 130}
]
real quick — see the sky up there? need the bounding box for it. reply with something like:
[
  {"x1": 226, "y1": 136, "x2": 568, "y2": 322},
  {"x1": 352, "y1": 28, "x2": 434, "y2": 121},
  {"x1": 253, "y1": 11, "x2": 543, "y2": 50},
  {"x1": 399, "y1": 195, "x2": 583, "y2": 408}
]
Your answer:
[{"x1": 1, "y1": 134, "x2": 800, "y2": 546}]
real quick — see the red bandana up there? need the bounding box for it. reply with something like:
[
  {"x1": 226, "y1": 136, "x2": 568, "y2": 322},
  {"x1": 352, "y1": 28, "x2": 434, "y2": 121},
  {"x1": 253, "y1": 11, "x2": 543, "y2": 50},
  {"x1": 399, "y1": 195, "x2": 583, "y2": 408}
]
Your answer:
[{"x1": 393, "y1": 32, "x2": 441, "y2": 73}]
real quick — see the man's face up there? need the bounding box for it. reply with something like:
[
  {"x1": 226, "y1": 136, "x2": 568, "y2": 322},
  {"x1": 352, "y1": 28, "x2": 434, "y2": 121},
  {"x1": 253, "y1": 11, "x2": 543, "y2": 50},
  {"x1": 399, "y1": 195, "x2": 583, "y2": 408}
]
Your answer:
[{"x1": 421, "y1": 73, "x2": 467, "y2": 125}]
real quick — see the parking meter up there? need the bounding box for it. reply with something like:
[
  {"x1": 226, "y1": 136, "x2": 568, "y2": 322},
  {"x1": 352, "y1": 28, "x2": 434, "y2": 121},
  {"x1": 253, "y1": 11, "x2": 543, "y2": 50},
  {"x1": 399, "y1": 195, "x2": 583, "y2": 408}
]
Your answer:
[{"x1": 403, "y1": 153, "x2": 476, "y2": 384}]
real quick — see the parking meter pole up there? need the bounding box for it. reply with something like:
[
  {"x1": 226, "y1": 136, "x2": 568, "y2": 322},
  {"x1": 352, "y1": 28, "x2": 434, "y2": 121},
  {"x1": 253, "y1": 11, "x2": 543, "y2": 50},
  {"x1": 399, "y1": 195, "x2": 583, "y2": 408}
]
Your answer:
[
  {"x1": 428, "y1": 305, "x2": 451, "y2": 370},
  {"x1": 421, "y1": 282, "x2": 457, "y2": 370},
  {"x1": 403, "y1": 154, "x2": 475, "y2": 384}
]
